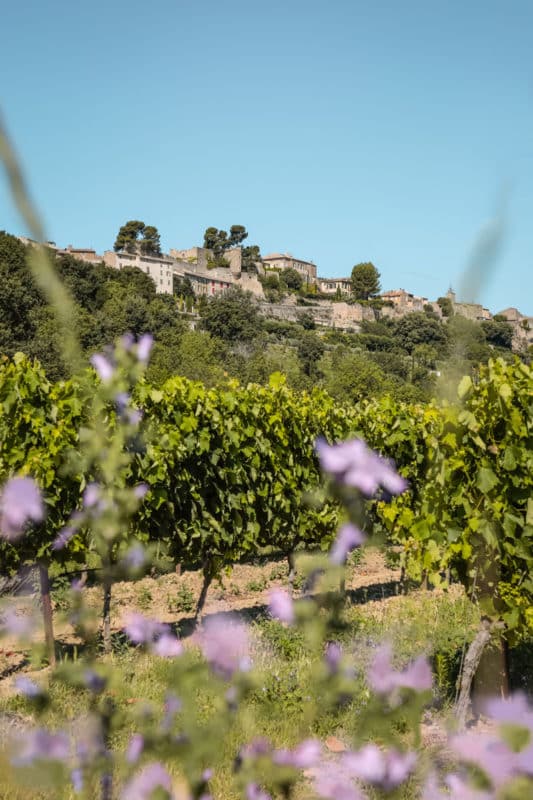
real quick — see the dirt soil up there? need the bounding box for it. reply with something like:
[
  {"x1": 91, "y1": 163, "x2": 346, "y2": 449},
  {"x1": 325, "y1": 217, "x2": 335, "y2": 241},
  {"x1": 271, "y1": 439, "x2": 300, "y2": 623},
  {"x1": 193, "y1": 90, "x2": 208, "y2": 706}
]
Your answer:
[{"x1": 0, "y1": 549, "x2": 400, "y2": 690}]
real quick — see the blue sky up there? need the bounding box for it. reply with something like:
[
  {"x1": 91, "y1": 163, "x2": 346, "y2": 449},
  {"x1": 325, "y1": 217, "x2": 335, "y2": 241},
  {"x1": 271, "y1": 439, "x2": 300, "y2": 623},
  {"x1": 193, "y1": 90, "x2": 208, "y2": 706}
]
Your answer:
[{"x1": 1, "y1": 0, "x2": 532, "y2": 313}]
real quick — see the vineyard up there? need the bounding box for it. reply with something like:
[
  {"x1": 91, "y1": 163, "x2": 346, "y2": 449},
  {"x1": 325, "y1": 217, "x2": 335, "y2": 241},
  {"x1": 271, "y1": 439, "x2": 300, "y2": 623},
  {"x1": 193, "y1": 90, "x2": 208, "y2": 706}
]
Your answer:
[{"x1": 1, "y1": 353, "x2": 532, "y2": 662}]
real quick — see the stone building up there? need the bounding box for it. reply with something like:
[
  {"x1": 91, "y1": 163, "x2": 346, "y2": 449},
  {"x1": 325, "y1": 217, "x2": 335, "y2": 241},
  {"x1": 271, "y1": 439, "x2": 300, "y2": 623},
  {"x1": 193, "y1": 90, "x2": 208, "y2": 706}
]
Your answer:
[
  {"x1": 17, "y1": 237, "x2": 104, "y2": 265},
  {"x1": 103, "y1": 250, "x2": 174, "y2": 294},
  {"x1": 55, "y1": 245, "x2": 103, "y2": 264},
  {"x1": 318, "y1": 277, "x2": 352, "y2": 295},
  {"x1": 262, "y1": 253, "x2": 317, "y2": 284},
  {"x1": 172, "y1": 261, "x2": 234, "y2": 297},
  {"x1": 446, "y1": 289, "x2": 491, "y2": 322},
  {"x1": 496, "y1": 307, "x2": 533, "y2": 349},
  {"x1": 170, "y1": 245, "x2": 264, "y2": 298},
  {"x1": 380, "y1": 288, "x2": 429, "y2": 312}
]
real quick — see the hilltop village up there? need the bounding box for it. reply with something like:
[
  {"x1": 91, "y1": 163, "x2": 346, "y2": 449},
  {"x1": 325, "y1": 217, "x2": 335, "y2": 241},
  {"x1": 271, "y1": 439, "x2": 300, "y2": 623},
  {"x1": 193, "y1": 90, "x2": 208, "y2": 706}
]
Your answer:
[{"x1": 17, "y1": 232, "x2": 533, "y2": 352}]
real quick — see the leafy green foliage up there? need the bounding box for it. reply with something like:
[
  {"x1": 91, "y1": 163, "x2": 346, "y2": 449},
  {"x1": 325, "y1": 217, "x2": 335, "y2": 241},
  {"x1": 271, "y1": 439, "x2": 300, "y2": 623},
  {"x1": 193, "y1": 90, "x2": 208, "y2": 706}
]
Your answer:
[
  {"x1": 0, "y1": 354, "x2": 84, "y2": 571},
  {"x1": 350, "y1": 262, "x2": 381, "y2": 300},
  {"x1": 114, "y1": 220, "x2": 161, "y2": 256},
  {"x1": 200, "y1": 287, "x2": 263, "y2": 342},
  {"x1": 376, "y1": 359, "x2": 533, "y2": 637},
  {"x1": 282, "y1": 268, "x2": 303, "y2": 291}
]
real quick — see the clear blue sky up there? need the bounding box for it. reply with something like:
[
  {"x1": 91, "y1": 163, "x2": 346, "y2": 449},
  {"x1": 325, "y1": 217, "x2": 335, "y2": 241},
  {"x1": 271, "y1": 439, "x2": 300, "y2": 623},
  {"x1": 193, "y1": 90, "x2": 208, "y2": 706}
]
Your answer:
[{"x1": 1, "y1": 0, "x2": 532, "y2": 313}]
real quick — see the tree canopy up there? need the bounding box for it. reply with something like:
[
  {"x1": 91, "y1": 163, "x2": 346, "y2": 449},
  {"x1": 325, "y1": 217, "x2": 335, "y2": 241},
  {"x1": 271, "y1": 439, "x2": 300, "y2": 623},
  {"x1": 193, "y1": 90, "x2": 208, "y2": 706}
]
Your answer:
[
  {"x1": 200, "y1": 286, "x2": 262, "y2": 342},
  {"x1": 350, "y1": 262, "x2": 381, "y2": 300},
  {"x1": 203, "y1": 225, "x2": 261, "y2": 271},
  {"x1": 114, "y1": 220, "x2": 162, "y2": 256}
]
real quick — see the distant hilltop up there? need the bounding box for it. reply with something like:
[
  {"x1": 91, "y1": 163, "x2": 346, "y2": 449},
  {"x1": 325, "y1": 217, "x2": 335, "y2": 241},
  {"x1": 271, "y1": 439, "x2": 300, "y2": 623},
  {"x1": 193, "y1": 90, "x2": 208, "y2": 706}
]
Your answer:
[{"x1": 16, "y1": 235, "x2": 533, "y2": 351}]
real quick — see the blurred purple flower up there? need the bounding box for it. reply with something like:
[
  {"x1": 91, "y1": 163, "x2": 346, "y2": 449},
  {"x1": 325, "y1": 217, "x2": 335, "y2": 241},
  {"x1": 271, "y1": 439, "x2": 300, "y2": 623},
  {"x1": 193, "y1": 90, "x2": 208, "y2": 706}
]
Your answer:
[
  {"x1": 137, "y1": 334, "x2": 154, "y2": 365},
  {"x1": 121, "y1": 333, "x2": 135, "y2": 351},
  {"x1": 121, "y1": 762, "x2": 173, "y2": 799},
  {"x1": 71, "y1": 768, "x2": 84, "y2": 793},
  {"x1": 246, "y1": 783, "x2": 272, "y2": 800},
  {"x1": 423, "y1": 772, "x2": 495, "y2": 800},
  {"x1": 324, "y1": 642, "x2": 342, "y2": 675},
  {"x1": 315, "y1": 438, "x2": 407, "y2": 497},
  {"x1": 312, "y1": 763, "x2": 363, "y2": 800},
  {"x1": 198, "y1": 616, "x2": 251, "y2": 679},
  {"x1": 12, "y1": 728, "x2": 70, "y2": 766},
  {"x1": 122, "y1": 543, "x2": 147, "y2": 571},
  {"x1": 343, "y1": 745, "x2": 417, "y2": 791},
  {"x1": 268, "y1": 588, "x2": 294, "y2": 624},
  {"x1": 0, "y1": 607, "x2": 37, "y2": 639},
  {"x1": 151, "y1": 633, "x2": 183, "y2": 658},
  {"x1": 124, "y1": 612, "x2": 167, "y2": 645},
  {"x1": 127, "y1": 408, "x2": 143, "y2": 426},
  {"x1": 126, "y1": 733, "x2": 145, "y2": 764},
  {"x1": 368, "y1": 644, "x2": 432, "y2": 695},
  {"x1": 274, "y1": 739, "x2": 322, "y2": 769},
  {"x1": 134, "y1": 483, "x2": 149, "y2": 499},
  {"x1": 90, "y1": 353, "x2": 114, "y2": 383},
  {"x1": 449, "y1": 732, "x2": 518, "y2": 789},
  {"x1": 115, "y1": 391, "x2": 131, "y2": 410},
  {"x1": 0, "y1": 477, "x2": 44, "y2": 541},
  {"x1": 241, "y1": 737, "x2": 272, "y2": 759},
  {"x1": 485, "y1": 692, "x2": 533, "y2": 735},
  {"x1": 15, "y1": 676, "x2": 42, "y2": 698},
  {"x1": 330, "y1": 523, "x2": 366, "y2": 565},
  {"x1": 83, "y1": 669, "x2": 107, "y2": 694},
  {"x1": 52, "y1": 524, "x2": 77, "y2": 550},
  {"x1": 83, "y1": 483, "x2": 101, "y2": 508},
  {"x1": 162, "y1": 693, "x2": 182, "y2": 732}
]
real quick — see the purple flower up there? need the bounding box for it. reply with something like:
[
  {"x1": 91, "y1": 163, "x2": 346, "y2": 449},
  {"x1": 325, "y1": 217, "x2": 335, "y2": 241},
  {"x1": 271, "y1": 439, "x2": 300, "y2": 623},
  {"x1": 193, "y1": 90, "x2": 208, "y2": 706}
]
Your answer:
[
  {"x1": 485, "y1": 692, "x2": 533, "y2": 735},
  {"x1": 343, "y1": 745, "x2": 417, "y2": 791},
  {"x1": 134, "y1": 483, "x2": 149, "y2": 499},
  {"x1": 83, "y1": 669, "x2": 107, "y2": 694},
  {"x1": 330, "y1": 523, "x2": 366, "y2": 565},
  {"x1": 198, "y1": 616, "x2": 251, "y2": 679},
  {"x1": 115, "y1": 391, "x2": 131, "y2": 411},
  {"x1": 83, "y1": 483, "x2": 101, "y2": 508},
  {"x1": 325, "y1": 642, "x2": 342, "y2": 673},
  {"x1": 246, "y1": 783, "x2": 272, "y2": 800},
  {"x1": 124, "y1": 612, "x2": 167, "y2": 645},
  {"x1": 0, "y1": 477, "x2": 44, "y2": 541},
  {"x1": 315, "y1": 438, "x2": 407, "y2": 497},
  {"x1": 312, "y1": 763, "x2": 363, "y2": 800},
  {"x1": 0, "y1": 607, "x2": 37, "y2": 639},
  {"x1": 126, "y1": 733, "x2": 145, "y2": 764},
  {"x1": 268, "y1": 588, "x2": 294, "y2": 624},
  {"x1": 151, "y1": 633, "x2": 183, "y2": 658},
  {"x1": 52, "y1": 524, "x2": 77, "y2": 550},
  {"x1": 137, "y1": 334, "x2": 154, "y2": 365},
  {"x1": 15, "y1": 676, "x2": 42, "y2": 697},
  {"x1": 120, "y1": 333, "x2": 135, "y2": 351},
  {"x1": 122, "y1": 543, "x2": 147, "y2": 571},
  {"x1": 424, "y1": 772, "x2": 494, "y2": 800},
  {"x1": 449, "y1": 732, "x2": 519, "y2": 789},
  {"x1": 90, "y1": 353, "x2": 114, "y2": 383},
  {"x1": 12, "y1": 728, "x2": 71, "y2": 766},
  {"x1": 367, "y1": 643, "x2": 432, "y2": 695},
  {"x1": 274, "y1": 739, "x2": 322, "y2": 769},
  {"x1": 121, "y1": 762, "x2": 173, "y2": 799},
  {"x1": 127, "y1": 408, "x2": 143, "y2": 426},
  {"x1": 162, "y1": 693, "x2": 182, "y2": 731},
  {"x1": 71, "y1": 768, "x2": 84, "y2": 793},
  {"x1": 241, "y1": 737, "x2": 272, "y2": 759}
]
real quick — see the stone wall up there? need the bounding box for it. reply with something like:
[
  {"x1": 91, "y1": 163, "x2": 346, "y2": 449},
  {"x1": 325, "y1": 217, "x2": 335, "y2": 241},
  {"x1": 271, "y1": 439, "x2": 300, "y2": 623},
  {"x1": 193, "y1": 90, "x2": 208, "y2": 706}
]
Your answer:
[{"x1": 258, "y1": 298, "x2": 376, "y2": 331}]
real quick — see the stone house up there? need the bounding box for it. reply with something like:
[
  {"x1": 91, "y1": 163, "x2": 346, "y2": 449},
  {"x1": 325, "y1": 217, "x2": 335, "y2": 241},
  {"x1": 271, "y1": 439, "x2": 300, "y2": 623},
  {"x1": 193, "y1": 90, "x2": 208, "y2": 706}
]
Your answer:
[
  {"x1": 103, "y1": 250, "x2": 174, "y2": 294},
  {"x1": 318, "y1": 277, "x2": 352, "y2": 295},
  {"x1": 262, "y1": 253, "x2": 317, "y2": 284}
]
